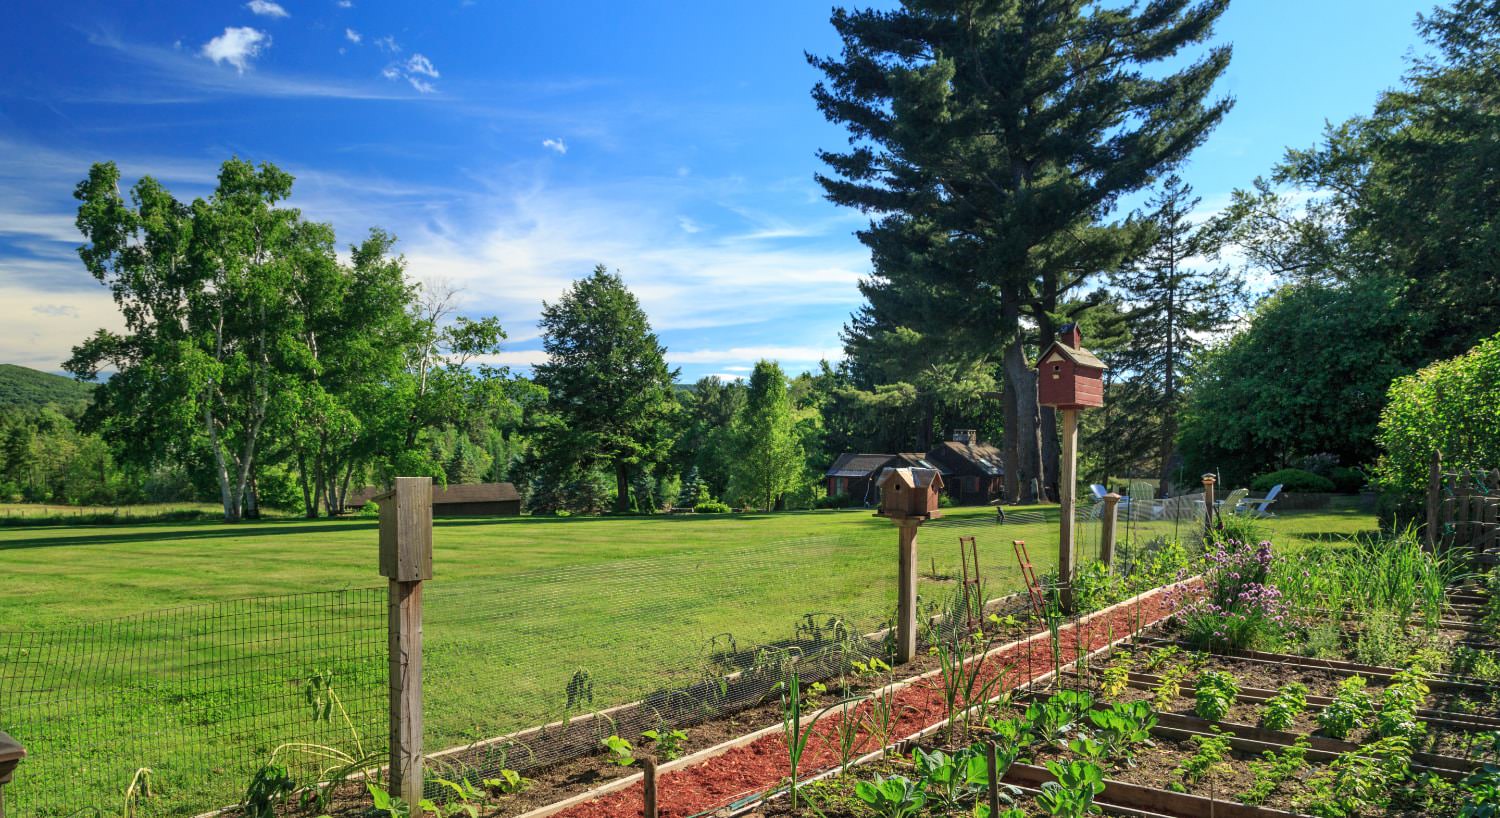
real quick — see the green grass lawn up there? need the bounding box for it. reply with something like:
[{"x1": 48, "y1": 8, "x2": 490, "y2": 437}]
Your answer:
[{"x1": 0, "y1": 501, "x2": 1376, "y2": 816}]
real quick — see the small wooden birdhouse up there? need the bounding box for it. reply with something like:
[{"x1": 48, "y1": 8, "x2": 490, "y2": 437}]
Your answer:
[
  {"x1": 1036, "y1": 323, "x2": 1107, "y2": 410},
  {"x1": 877, "y1": 467, "x2": 944, "y2": 520},
  {"x1": 0, "y1": 731, "x2": 24, "y2": 787}
]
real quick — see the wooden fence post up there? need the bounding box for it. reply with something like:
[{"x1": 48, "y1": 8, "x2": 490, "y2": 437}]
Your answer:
[
  {"x1": 0, "y1": 731, "x2": 25, "y2": 818},
  {"x1": 642, "y1": 756, "x2": 659, "y2": 818},
  {"x1": 1426, "y1": 451, "x2": 1442, "y2": 550},
  {"x1": 1201, "y1": 474, "x2": 1217, "y2": 541},
  {"x1": 380, "y1": 477, "x2": 433, "y2": 806},
  {"x1": 896, "y1": 521, "x2": 920, "y2": 664},
  {"x1": 1100, "y1": 492, "x2": 1121, "y2": 567}
]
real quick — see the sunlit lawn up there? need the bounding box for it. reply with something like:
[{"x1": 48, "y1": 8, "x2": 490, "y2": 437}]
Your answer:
[{"x1": 0, "y1": 500, "x2": 1375, "y2": 816}]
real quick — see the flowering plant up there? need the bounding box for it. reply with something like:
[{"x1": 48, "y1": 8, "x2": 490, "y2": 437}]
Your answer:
[{"x1": 1180, "y1": 538, "x2": 1287, "y2": 651}]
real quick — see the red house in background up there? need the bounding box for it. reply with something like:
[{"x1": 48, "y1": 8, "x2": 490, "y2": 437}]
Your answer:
[{"x1": 1036, "y1": 323, "x2": 1107, "y2": 409}]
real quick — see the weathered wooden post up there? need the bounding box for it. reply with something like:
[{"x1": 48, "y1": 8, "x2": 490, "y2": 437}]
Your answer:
[
  {"x1": 876, "y1": 466, "x2": 943, "y2": 664},
  {"x1": 0, "y1": 732, "x2": 25, "y2": 818},
  {"x1": 642, "y1": 756, "x2": 659, "y2": 818},
  {"x1": 379, "y1": 477, "x2": 433, "y2": 806},
  {"x1": 1201, "y1": 474, "x2": 1217, "y2": 540},
  {"x1": 1035, "y1": 323, "x2": 1107, "y2": 612},
  {"x1": 1426, "y1": 451, "x2": 1443, "y2": 550},
  {"x1": 1099, "y1": 492, "x2": 1121, "y2": 567}
]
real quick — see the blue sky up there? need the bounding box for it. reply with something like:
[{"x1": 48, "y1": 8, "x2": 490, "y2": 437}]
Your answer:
[{"x1": 0, "y1": 0, "x2": 1435, "y2": 381}]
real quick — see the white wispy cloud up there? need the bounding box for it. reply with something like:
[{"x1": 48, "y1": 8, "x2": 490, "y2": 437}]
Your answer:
[
  {"x1": 83, "y1": 30, "x2": 414, "y2": 100},
  {"x1": 200, "y1": 27, "x2": 270, "y2": 73},
  {"x1": 380, "y1": 51, "x2": 440, "y2": 93},
  {"x1": 336, "y1": 0, "x2": 353, "y2": 6},
  {"x1": 0, "y1": 137, "x2": 868, "y2": 375},
  {"x1": 375, "y1": 35, "x2": 400, "y2": 53},
  {"x1": 345, "y1": 28, "x2": 361, "y2": 44},
  {"x1": 541, "y1": 138, "x2": 567, "y2": 154},
  {"x1": 406, "y1": 54, "x2": 438, "y2": 78},
  {"x1": 246, "y1": 0, "x2": 289, "y2": 18}
]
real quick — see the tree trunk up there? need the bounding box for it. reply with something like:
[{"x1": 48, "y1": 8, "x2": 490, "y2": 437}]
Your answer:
[
  {"x1": 1002, "y1": 336, "x2": 1042, "y2": 504},
  {"x1": 204, "y1": 404, "x2": 239, "y2": 522},
  {"x1": 614, "y1": 460, "x2": 631, "y2": 514},
  {"x1": 1158, "y1": 284, "x2": 1179, "y2": 496},
  {"x1": 1036, "y1": 319, "x2": 1060, "y2": 503}
]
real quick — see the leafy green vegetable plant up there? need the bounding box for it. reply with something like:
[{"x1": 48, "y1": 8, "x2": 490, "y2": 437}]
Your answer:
[
  {"x1": 1259, "y1": 682, "x2": 1309, "y2": 731},
  {"x1": 854, "y1": 774, "x2": 926, "y2": 818},
  {"x1": 1169, "y1": 730, "x2": 1232, "y2": 792},
  {"x1": 1038, "y1": 760, "x2": 1104, "y2": 817},
  {"x1": 600, "y1": 735, "x2": 636, "y2": 766},
  {"x1": 483, "y1": 769, "x2": 529, "y2": 795},
  {"x1": 641, "y1": 726, "x2": 688, "y2": 761},
  {"x1": 1087, "y1": 700, "x2": 1156, "y2": 763},
  {"x1": 1240, "y1": 737, "x2": 1309, "y2": 806},
  {"x1": 1317, "y1": 676, "x2": 1373, "y2": 740},
  {"x1": 1193, "y1": 670, "x2": 1239, "y2": 723}
]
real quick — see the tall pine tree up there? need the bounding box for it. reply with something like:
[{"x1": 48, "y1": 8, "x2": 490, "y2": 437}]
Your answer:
[
  {"x1": 811, "y1": 0, "x2": 1232, "y2": 502},
  {"x1": 1112, "y1": 176, "x2": 1242, "y2": 493}
]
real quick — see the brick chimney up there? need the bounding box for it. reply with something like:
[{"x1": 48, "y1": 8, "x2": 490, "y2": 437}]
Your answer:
[{"x1": 1058, "y1": 322, "x2": 1083, "y2": 348}]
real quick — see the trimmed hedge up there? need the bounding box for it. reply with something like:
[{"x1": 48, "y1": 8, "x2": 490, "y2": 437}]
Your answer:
[
  {"x1": 1250, "y1": 468, "x2": 1334, "y2": 493},
  {"x1": 1376, "y1": 331, "x2": 1500, "y2": 500},
  {"x1": 693, "y1": 501, "x2": 732, "y2": 514}
]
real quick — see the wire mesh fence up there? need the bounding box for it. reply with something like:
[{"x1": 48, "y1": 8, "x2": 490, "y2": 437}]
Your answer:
[
  {"x1": 0, "y1": 503, "x2": 1116, "y2": 817},
  {"x1": 0, "y1": 588, "x2": 387, "y2": 818},
  {"x1": 418, "y1": 507, "x2": 1094, "y2": 790}
]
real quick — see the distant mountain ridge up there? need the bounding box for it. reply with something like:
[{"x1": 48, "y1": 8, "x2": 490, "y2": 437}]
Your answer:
[{"x1": 0, "y1": 364, "x2": 95, "y2": 410}]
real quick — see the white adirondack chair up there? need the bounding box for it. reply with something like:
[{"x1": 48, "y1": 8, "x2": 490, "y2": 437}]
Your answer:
[
  {"x1": 1218, "y1": 488, "x2": 1249, "y2": 516},
  {"x1": 1243, "y1": 484, "x2": 1283, "y2": 517}
]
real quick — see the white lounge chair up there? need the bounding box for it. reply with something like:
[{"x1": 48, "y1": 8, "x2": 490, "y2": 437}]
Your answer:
[
  {"x1": 1242, "y1": 484, "x2": 1283, "y2": 517},
  {"x1": 1217, "y1": 488, "x2": 1249, "y2": 515}
]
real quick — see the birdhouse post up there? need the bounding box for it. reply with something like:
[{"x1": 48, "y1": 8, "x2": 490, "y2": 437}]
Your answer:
[
  {"x1": 1035, "y1": 324, "x2": 1107, "y2": 612},
  {"x1": 876, "y1": 467, "x2": 944, "y2": 664}
]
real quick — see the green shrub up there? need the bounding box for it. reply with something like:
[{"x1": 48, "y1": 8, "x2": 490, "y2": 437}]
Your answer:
[
  {"x1": 816, "y1": 493, "x2": 851, "y2": 509},
  {"x1": 694, "y1": 501, "x2": 732, "y2": 514},
  {"x1": 937, "y1": 493, "x2": 955, "y2": 508},
  {"x1": 358, "y1": 500, "x2": 380, "y2": 518},
  {"x1": 1328, "y1": 466, "x2": 1368, "y2": 493},
  {"x1": 1251, "y1": 469, "x2": 1334, "y2": 493},
  {"x1": 1376, "y1": 331, "x2": 1500, "y2": 504}
]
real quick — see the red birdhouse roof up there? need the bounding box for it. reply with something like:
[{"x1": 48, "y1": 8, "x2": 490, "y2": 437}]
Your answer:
[{"x1": 1038, "y1": 341, "x2": 1107, "y2": 371}]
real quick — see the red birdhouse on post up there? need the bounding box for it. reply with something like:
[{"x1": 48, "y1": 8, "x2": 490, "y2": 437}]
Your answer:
[
  {"x1": 1034, "y1": 323, "x2": 1107, "y2": 612},
  {"x1": 1037, "y1": 323, "x2": 1107, "y2": 409}
]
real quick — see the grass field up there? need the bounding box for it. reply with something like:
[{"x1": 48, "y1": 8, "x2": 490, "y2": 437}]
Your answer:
[{"x1": 0, "y1": 501, "x2": 1377, "y2": 816}]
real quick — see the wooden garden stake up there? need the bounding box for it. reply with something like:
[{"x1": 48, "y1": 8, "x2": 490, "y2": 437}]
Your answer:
[
  {"x1": 1099, "y1": 492, "x2": 1121, "y2": 567},
  {"x1": 379, "y1": 477, "x2": 433, "y2": 806},
  {"x1": 1426, "y1": 450, "x2": 1442, "y2": 550},
  {"x1": 1201, "y1": 474, "x2": 1216, "y2": 540},
  {"x1": 642, "y1": 756, "x2": 659, "y2": 818},
  {"x1": 985, "y1": 740, "x2": 1000, "y2": 818}
]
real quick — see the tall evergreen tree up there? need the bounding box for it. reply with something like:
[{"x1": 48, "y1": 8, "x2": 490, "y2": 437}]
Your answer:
[
  {"x1": 810, "y1": 0, "x2": 1233, "y2": 502},
  {"x1": 1112, "y1": 176, "x2": 1242, "y2": 493},
  {"x1": 730, "y1": 360, "x2": 803, "y2": 511},
  {"x1": 533, "y1": 266, "x2": 679, "y2": 513}
]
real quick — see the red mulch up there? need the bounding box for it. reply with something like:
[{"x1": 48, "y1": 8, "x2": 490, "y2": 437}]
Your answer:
[{"x1": 553, "y1": 582, "x2": 1197, "y2": 818}]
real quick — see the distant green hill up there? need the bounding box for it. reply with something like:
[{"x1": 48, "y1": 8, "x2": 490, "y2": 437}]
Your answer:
[{"x1": 0, "y1": 364, "x2": 95, "y2": 410}]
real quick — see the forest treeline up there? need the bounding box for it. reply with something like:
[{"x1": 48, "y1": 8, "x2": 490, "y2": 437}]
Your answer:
[{"x1": 2, "y1": 1, "x2": 1497, "y2": 519}]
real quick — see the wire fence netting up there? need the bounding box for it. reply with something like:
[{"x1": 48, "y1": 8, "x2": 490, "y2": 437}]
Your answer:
[
  {"x1": 418, "y1": 507, "x2": 1103, "y2": 792},
  {"x1": 0, "y1": 504, "x2": 1131, "y2": 817},
  {"x1": 0, "y1": 588, "x2": 387, "y2": 818}
]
